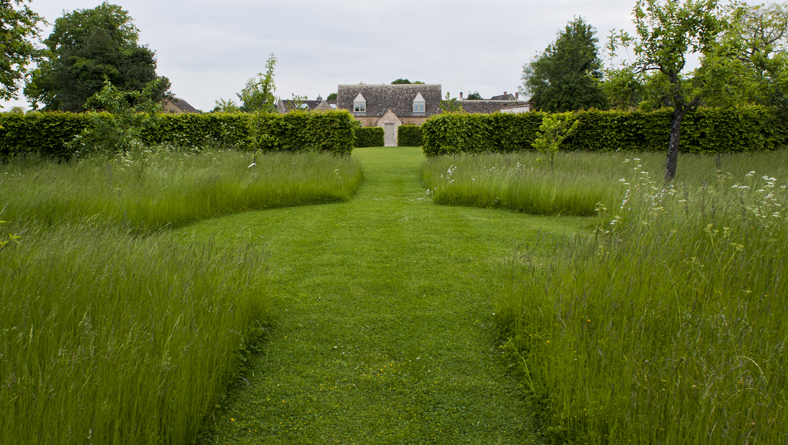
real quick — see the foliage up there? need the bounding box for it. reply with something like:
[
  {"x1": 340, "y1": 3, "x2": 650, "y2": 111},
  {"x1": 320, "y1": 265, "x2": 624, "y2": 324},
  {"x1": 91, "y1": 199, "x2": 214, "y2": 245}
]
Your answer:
[
  {"x1": 326, "y1": 92, "x2": 337, "y2": 101},
  {"x1": 701, "y1": 2, "x2": 788, "y2": 112},
  {"x1": 24, "y1": 2, "x2": 170, "y2": 111},
  {"x1": 238, "y1": 54, "x2": 277, "y2": 113},
  {"x1": 0, "y1": 0, "x2": 42, "y2": 102},
  {"x1": 420, "y1": 107, "x2": 788, "y2": 157},
  {"x1": 531, "y1": 113, "x2": 579, "y2": 168},
  {"x1": 212, "y1": 98, "x2": 240, "y2": 113},
  {"x1": 66, "y1": 78, "x2": 163, "y2": 158},
  {"x1": 439, "y1": 92, "x2": 464, "y2": 113},
  {"x1": 609, "y1": 0, "x2": 722, "y2": 181},
  {"x1": 354, "y1": 126, "x2": 384, "y2": 147},
  {"x1": 466, "y1": 91, "x2": 483, "y2": 100},
  {"x1": 391, "y1": 78, "x2": 424, "y2": 84},
  {"x1": 0, "y1": 110, "x2": 358, "y2": 159},
  {"x1": 522, "y1": 17, "x2": 608, "y2": 112},
  {"x1": 397, "y1": 124, "x2": 422, "y2": 146}
]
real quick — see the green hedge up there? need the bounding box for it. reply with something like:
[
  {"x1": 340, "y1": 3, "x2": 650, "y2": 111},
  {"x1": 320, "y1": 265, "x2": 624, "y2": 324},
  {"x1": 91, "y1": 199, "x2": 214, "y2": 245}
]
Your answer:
[
  {"x1": 421, "y1": 108, "x2": 788, "y2": 156},
  {"x1": 397, "y1": 125, "x2": 422, "y2": 146},
  {"x1": 354, "y1": 126, "x2": 384, "y2": 147},
  {"x1": 0, "y1": 110, "x2": 357, "y2": 159}
]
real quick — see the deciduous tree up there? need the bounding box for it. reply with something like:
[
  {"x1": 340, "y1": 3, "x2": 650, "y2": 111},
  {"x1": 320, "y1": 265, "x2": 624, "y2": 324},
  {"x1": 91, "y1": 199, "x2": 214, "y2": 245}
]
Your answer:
[
  {"x1": 238, "y1": 54, "x2": 277, "y2": 113},
  {"x1": 522, "y1": 17, "x2": 608, "y2": 112},
  {"x1": 609, "y1": 0, "x2": 721, "y2": 181},
  {"x1": 24, "y1": 2, "x2": 170, "y2": 111},
  {"x1": 0, "y1": 0, "x2": 43, "y2": 102}
]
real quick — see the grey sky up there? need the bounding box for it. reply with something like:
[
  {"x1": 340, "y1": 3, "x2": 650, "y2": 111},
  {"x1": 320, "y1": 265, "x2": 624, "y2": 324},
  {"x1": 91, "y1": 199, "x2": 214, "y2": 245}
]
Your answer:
[{"x1": 6, "y1": 0, "x2": 648, "y2": 111}]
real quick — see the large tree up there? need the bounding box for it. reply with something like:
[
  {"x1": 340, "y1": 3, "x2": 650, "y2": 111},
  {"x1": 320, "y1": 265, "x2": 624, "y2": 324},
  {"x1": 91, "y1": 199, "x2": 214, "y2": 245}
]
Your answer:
[
  {"x1": 610, "y1": 0, "x2": 721, "y2": 182},
  {"x1": 522, "y1": 17, "x2": 608, "y2": 112},
  {"x1": 24, "y1": 2, "x2": 170, "y2": 111},
  {"x1": 0, "y1": 0, "x2": 43, "y2": 102}
]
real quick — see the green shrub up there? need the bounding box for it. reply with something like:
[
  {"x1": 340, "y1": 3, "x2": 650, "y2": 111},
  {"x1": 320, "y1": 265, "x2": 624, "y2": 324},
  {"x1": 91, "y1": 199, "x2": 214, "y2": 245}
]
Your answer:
[
  {"x1": 0, "y1": 112, "x2": 90, "y2": 160},
  {"x1": 354, "y1": 126, "x2": 384, "y2": 147},
  {"x1": 0, "y1": 110, "x2": 357, "y2": 159},
  {"x1": 421, "y1": 107, "x2": 788, "y2": 155},
  {"x1": 397, "y1": 125, "x2": 423, "y2": 146}
]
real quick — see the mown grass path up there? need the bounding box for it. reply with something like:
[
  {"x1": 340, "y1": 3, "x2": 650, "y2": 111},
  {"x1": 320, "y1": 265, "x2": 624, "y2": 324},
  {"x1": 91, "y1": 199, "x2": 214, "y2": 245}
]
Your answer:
[{"x1": 185, "y1": 147, "x2": 588, "y2": 444}]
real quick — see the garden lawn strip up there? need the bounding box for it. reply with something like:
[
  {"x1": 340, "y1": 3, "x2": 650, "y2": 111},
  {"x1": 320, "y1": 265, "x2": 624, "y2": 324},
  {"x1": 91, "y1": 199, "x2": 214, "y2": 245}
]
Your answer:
[{"x1": 184, "y1": 147, "x2": 588, "y2": 444}]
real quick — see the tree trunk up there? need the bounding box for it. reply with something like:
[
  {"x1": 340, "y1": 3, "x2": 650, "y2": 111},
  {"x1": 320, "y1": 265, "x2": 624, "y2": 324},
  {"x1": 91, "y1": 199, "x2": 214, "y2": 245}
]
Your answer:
[{"x1": 665, "y1": 107, "x2": 686, "y2": 182}]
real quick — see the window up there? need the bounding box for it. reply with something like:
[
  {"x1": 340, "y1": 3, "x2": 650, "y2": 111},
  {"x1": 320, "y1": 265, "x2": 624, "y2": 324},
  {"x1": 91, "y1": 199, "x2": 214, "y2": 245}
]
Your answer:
[
  {"x1": 412, "y1": 92, "x2": 426, "y2": 114},
  {"x1": 353, "y1": 93, "x2": 366, "y2": 113}
]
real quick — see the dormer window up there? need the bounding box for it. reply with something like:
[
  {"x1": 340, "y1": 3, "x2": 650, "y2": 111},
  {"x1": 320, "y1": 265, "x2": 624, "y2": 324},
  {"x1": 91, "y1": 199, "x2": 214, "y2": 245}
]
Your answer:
[
  {"x1": 412, "y1": 92, "x2": 426, "y2": 114},
  {"x1": 353, "y1": 93, "x2": 366, "y2": 113}
]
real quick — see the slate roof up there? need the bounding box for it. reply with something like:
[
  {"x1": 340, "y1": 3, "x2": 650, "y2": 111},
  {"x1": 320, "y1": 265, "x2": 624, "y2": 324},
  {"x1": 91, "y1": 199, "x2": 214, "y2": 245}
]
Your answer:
[
  {"x1": 337, "y1": 84, "x2": 442, "y2": 117},
  {"x1": 278, "y1": 99, "x2": 337, "y2": 112},
  {"x1": 457, "y1": 100, "x2": 521, "y2": 114},
  {"x1": 489, "y1": 93, "x2": 517, "y2": 101}
]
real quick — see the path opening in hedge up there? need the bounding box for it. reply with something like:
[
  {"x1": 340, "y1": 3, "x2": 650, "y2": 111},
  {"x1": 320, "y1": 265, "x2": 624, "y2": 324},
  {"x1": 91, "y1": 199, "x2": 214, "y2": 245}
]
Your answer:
[{"x1": 186, "y1": 147, "x2": 588, "y2": 444}]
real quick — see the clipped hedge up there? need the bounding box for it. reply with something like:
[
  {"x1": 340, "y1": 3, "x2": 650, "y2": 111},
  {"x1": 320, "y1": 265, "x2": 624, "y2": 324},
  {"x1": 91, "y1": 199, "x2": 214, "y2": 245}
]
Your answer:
[
  {"x1": 422, "y1": 107, "x2": 788, "y2": 156},
  {"x1": 354, "y1": 126, "x2": 384, "y2": 147},
  {"x1": 397, "y1": 125, "x2": 422, "y2": 147},
  {"x1": 0, "y1": 110, "x2": 357, "y2": 159}
]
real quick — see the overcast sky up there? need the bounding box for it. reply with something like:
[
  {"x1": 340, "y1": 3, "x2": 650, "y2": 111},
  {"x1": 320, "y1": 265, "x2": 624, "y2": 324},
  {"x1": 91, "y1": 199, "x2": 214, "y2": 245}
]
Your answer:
[{"x1": 1, "y1": 0, "x2": 731, "y2": 111}]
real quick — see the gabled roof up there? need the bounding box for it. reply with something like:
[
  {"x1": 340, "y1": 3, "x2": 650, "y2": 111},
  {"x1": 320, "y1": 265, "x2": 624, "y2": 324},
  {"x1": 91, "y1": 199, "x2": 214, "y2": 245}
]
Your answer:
[
  {"x1": 490, "y1": 93, "x2": 516, "y2": 101},
  {"x1": 278, "y1": 99, "x2": 335, "y2": 112},
  {"x1": 337, "y1": 84, "x2": 442, "y2": 117},
  {"x1": 163, "y1": 97, "x2": 199, "y2": 114}
]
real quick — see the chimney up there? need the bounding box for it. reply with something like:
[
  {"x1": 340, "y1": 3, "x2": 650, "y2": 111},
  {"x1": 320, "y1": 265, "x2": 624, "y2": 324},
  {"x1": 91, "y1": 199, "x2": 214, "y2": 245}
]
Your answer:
[
  {"x1": 503, "y1": 91, "x2": 507, "y2": 95},
  {"x1": 516, "y1": 92, "x2": 519, "y2": 100},
  {"x1": 459, "y1": 91, "x2": 463, "y2": 100}
]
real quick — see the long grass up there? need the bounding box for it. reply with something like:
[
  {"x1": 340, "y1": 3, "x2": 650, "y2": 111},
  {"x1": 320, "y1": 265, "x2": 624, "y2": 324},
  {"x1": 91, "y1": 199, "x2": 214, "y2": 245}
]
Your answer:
[
  {"x1": 1, "y1": 146, "x2": 364, "y2": 232},
  {"x1": 0, "y1": 224, "x2": 268, "y2": 444},
  {"x1": 493, "y1": 151, "x2": 788, "y2": 443},
  {"x1": 421, "y1": 150, "x2": 788, "y2": 216},
  {"x1": 0, "y1": 147, "x2": 364, "y2": 444}
]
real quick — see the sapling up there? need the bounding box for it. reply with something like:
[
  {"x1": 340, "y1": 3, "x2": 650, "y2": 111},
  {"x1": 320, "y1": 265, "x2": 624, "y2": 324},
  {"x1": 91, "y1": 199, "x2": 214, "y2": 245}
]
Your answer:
[{"x1": 531, "y1": 113, "x2": 579, "y2": 169}]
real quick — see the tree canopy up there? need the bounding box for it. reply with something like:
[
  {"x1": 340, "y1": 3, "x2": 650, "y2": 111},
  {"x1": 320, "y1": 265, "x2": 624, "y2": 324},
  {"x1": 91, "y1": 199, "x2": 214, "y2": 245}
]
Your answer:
[
  {"x1": 24, "y1": 2, "x2": 170, "y2": 111},
  {"x1": 237, "y1": 54, "x2": 277, "y2": 113},
  {"x1": 466, "y1": 91, "x2": 483, "y2": 100},
  {"x1": 0, "y1": 0, "x2": 43, "y2": 102},
  {"x1": 522, "y1": 17, "x2": 608, "y2": 112},
  {"x1": 391, "y1": 79, "x2": 424, "y2": 84}
]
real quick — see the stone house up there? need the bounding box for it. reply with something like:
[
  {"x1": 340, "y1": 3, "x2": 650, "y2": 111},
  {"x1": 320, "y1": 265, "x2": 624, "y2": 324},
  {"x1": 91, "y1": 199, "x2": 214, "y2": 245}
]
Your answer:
[
  {"x1": 337, "y1": 84, "x2": 442, "y2": 146},
  {"x1": 336, "y1": 84, "x2": 528, "y2": 146}
]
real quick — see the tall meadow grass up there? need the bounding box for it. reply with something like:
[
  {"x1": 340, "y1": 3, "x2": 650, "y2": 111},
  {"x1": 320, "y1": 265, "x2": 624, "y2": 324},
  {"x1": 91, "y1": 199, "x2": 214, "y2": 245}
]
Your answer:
[
  {"x1": 0, "y1": 146, "x2": 364, "y2": 444},
  {"x1": 496, "y1": 151, "x2": 788, "y2": 443},
  {"x1": 0, "y1": 224, "x2": 268, "y2": 444},
  {"x1": 421, "y1": 151, "x2": 788, "y2": 216},
  {"x1": 1, "y1": 146, "x2": 364, "y2": 232}
]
